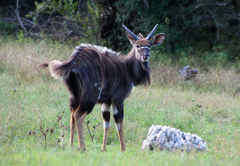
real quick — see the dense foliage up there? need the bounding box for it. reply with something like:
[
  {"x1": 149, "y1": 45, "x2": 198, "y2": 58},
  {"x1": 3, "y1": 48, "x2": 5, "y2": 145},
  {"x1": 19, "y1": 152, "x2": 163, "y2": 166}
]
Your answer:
[{"x1": 1, "y1": 0, "x2": 240, "y2": 60}]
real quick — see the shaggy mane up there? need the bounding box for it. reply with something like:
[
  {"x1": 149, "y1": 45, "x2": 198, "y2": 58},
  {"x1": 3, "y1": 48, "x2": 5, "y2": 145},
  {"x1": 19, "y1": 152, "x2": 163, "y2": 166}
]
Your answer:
[{"x1": 76, "y1": 44, "x2": 121, "y2": 58}]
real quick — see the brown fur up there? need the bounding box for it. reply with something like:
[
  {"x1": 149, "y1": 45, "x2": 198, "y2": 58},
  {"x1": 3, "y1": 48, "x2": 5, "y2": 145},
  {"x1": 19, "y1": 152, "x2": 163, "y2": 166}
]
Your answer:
[{"x1": 38, "y1": 25, "x2": 165, "y2": 151}]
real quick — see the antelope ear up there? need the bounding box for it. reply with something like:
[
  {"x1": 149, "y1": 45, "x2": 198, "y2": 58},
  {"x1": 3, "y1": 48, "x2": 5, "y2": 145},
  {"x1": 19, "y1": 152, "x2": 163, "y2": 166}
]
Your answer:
[{"x1": 150, "y1": 33, "x2": 165, "y2": 46}]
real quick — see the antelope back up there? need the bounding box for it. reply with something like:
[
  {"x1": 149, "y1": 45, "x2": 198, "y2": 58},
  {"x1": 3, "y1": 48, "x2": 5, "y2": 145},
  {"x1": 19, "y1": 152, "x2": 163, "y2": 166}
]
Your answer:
[{"x1": 122, "y1": 24, "x2": 165, "y2": 62}]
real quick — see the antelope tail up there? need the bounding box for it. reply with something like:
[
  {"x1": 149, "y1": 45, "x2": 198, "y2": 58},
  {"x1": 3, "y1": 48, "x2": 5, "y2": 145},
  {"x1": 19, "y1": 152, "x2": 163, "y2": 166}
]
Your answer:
[
  {"x1": 38, "y1": 60, "x2": 71, "y2": 81},
  {"x1": 38, "y1": 63, "x2": 49, "y2": 69}
]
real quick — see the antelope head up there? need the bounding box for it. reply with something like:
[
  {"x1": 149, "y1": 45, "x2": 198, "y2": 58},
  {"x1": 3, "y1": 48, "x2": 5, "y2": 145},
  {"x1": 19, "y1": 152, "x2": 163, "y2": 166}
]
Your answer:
[{"x1": 122, "y1": 24, "x2": 165, "y2": 62}]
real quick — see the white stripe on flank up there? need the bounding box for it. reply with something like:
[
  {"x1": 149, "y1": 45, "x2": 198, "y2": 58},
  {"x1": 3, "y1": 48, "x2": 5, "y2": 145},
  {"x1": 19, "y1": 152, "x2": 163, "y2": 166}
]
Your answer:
[
  {"x1": 97, "y1": 85, "x2": 104, "y2": 100},
  {"x1": 132, "y1": 83, "x2": 134, "y2": 87}
]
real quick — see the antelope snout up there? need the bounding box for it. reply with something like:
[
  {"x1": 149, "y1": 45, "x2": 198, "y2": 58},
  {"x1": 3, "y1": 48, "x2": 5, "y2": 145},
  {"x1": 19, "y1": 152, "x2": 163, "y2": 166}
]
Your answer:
[
  {"x1": 142, "y1": 54, "x2": 149, "y2": 61},
  {"x1": 144, "y1": 53, "x2": 150, "y2": 57}
]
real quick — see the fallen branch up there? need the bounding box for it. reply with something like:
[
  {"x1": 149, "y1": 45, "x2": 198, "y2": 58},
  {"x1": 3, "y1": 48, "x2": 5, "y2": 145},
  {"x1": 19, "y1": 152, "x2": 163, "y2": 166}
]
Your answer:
[
  {"x1": 207, "y1": 10, "x2": 219, "y2": 47},
  {"x1": 15, "y1": 0, "x2": 26, "y2": 33},
  {"x1": 189, "y1": 3, "x2": 228, "y2": 14}
]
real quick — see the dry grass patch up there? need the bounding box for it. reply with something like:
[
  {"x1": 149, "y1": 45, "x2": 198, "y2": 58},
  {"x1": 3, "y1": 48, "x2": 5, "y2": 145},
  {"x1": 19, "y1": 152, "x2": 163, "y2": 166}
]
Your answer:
[
  {"x1": 151, "y1": 63, "x2": 240, "y2": 95},
  {"x1": 0, "y1": 38, "x2": 74, "y2": 84}
]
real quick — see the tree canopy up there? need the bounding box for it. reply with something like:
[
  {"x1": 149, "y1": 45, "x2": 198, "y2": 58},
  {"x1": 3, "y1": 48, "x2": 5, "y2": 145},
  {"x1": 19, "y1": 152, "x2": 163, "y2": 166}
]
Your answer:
[{"x1": 1, "y1": 0, "x2": 239, "y2": 60}]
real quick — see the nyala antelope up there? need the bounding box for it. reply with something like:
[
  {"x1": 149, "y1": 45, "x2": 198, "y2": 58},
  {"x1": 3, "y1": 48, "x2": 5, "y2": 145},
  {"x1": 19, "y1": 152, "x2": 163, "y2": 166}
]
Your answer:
[{"x1": 38, "y1": 24, "x2": 165, "y2": 151}]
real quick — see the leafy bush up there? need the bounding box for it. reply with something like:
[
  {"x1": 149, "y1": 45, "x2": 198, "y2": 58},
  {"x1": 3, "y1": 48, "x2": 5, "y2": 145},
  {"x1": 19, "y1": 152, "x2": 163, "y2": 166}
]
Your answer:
[
  {"x1": 1, "y1": 0, "x2": 240, "y2": 61},
  {"x1": 0, "y1": 18, "x2": 16, "y2": 35},
  {"x1": 26, "y1": 0, "x2": 99, "y2": 43}
]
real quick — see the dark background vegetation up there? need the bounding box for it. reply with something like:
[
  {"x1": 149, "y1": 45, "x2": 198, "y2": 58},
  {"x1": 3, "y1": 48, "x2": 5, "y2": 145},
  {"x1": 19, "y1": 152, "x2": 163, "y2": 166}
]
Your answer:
[{"x1": 0, "y1": 0, "x2": 240, "y2": 62}]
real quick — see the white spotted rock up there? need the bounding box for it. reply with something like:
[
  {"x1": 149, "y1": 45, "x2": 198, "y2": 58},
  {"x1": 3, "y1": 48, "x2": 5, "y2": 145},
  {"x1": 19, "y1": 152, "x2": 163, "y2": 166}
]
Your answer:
[{"x1": 142, "y1": 125, "x2": 207, "y2": 152}]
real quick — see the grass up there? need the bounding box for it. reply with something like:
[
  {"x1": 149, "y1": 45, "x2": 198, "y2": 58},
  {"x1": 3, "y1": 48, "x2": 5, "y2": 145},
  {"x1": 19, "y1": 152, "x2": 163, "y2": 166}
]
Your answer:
[{"x1": 1, "y1": 36, "x2": 240, "y2": 165}]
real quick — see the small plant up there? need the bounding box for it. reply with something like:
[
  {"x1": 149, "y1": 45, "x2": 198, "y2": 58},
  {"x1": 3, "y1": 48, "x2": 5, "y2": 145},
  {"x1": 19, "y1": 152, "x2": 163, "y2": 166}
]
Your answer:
[
  {"x1": 29, "y1": 126, "x2": 54, "y2": 148},
  {"x1": 84, "y1": 117, "x2": 101, "y2": 142},
  {"x1": 190, "y1": 99, "x2": 204, "y2": 116},
  {"x1": 57, "y1": 113, "x2": 68, "y2": 149},
  {"x1": 17, "y1": 30, "x2": 24, "y2": 41}
]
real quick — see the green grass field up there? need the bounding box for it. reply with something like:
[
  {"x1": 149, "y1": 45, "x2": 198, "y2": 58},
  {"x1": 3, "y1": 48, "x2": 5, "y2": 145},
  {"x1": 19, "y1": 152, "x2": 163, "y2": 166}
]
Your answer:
[{"x1": 1, "y1": 37, "x2": 240, "y2": 165}]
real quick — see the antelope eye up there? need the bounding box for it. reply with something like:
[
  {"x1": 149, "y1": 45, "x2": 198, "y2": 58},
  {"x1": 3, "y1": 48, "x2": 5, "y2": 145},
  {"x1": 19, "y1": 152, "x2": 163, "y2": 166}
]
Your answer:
[{"x1": 136, "y1": 45, "x2": 139, "y2": 48}]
